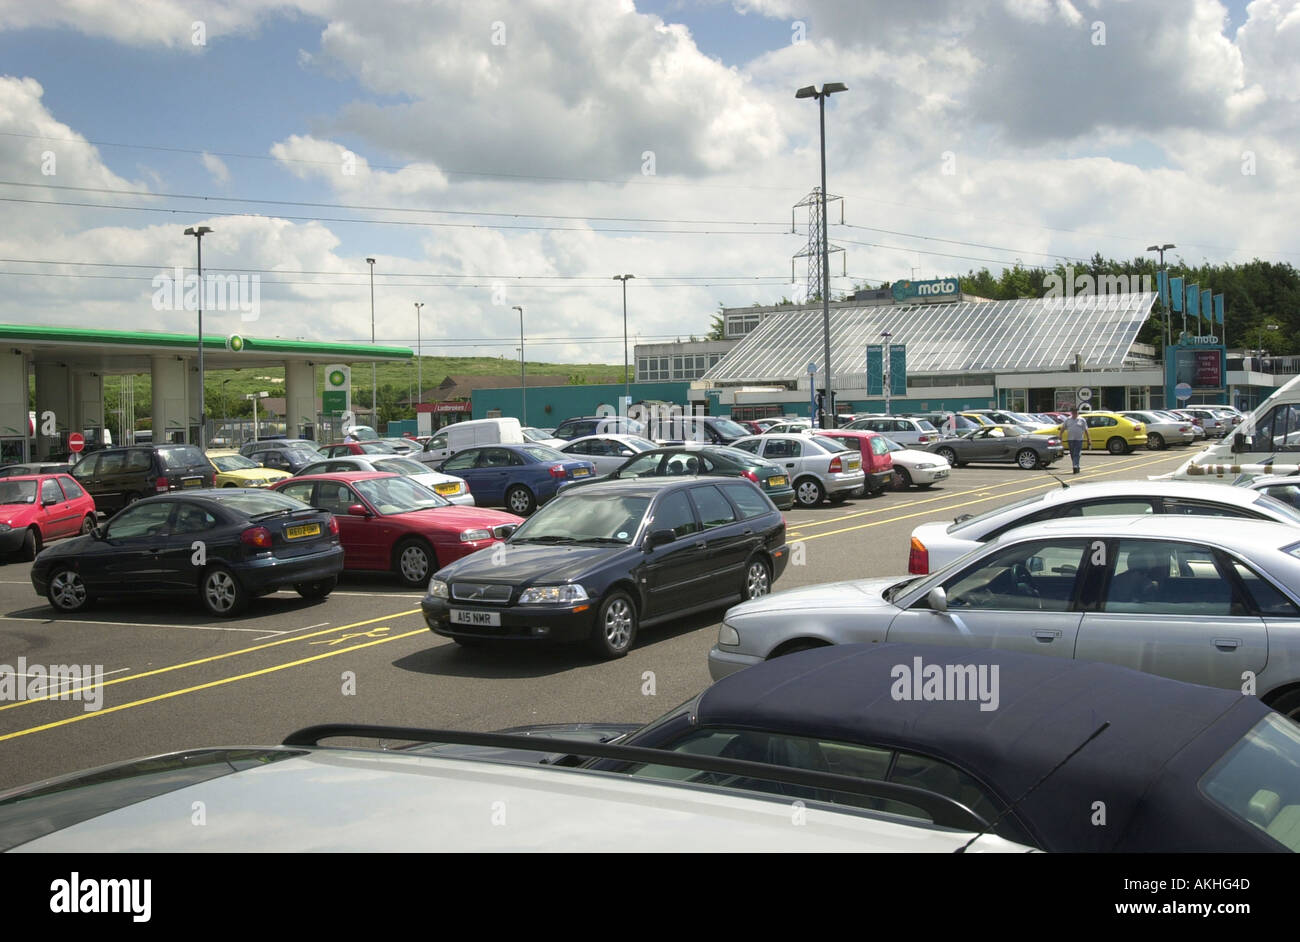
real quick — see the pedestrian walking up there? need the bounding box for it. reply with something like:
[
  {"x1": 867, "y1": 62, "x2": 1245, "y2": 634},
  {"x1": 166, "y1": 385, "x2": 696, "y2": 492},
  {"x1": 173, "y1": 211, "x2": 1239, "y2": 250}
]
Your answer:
[{"x1": 1062, "y1": 407, "x2": 1088, "y2": 474}]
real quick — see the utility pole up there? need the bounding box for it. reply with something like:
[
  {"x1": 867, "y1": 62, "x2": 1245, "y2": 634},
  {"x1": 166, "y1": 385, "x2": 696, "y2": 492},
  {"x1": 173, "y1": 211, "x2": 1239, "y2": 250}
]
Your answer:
[{"x1": 513, "y1": 305, "x2": 526, "y2": 425}]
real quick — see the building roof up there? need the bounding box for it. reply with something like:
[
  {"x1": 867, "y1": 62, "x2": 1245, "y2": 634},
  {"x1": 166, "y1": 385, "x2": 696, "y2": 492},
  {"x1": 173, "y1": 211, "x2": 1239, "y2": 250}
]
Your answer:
[{"x1": 701, "y1": 293, "x2": 1157, "y2": 385}]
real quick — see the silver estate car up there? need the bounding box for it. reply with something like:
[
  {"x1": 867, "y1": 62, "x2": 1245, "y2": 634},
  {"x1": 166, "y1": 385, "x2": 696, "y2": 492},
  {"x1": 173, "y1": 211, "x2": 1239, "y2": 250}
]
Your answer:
[
  {"x1": 1122, "y1": 411, "x2": 1195, "y2": 449},
  {"x1": 710, "y1": 515, "x2": 1300, "y2": 720}
]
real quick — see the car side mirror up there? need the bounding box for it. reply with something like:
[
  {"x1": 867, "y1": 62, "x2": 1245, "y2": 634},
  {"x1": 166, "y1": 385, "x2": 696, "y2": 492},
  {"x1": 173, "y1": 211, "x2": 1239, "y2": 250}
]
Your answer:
[
  {"x1": 644, "y1": 528, "x2": 676, "y2": 551},
  {"x1": 1232, "y1": 431, "x2": 1246, "y2": 454},
  {"x1": 927, "y1": 586, "x2": 948, "y2": 612},
  {"x1": 90, "y1": 525, "x2": 104, "y2": 540},
  {"x1": 495, "y1": 524, "x2": 519, "y2": 539},
  {"x1": 1027, "y1": 556, "x2": 1044, "y2": 572},
  {"x1": 347, "y1": 504, "x2": 370, "y2": 517}
]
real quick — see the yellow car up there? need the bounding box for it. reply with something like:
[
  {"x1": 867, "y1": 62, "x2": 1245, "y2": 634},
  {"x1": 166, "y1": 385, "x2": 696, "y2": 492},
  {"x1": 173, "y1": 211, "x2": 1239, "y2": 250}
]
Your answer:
[
  {"x1": 959, "y1": 412, "x2": 997, "y2": 427},
  {"x1": 207, "y1": 450, "x2": 292, "y2": 488},
  {"x1": 1048, "y1": 412, "x2": 1148, "y2": 455}
]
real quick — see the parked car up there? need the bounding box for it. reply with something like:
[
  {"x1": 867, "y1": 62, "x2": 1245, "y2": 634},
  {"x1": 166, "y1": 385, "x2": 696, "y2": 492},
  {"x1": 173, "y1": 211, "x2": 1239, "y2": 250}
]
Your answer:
[
  {"x1": 906, "y1": 412, "x2": 980, "y2": 436},
  {"x1": 762, "y1": 421, "x2": 812, "y2": 434},
  {"x1": 378, "y1": 437, "x2": 421, "y2": 455},
  {"x1": 1237, "y1": 473, "x2": 1300, "y2": 511},
  {"x1": 419, "y1": 417, "x2": 529, "y2": 466},
  {"x1": 520, "y1": 426, "x2": 566, "y2": 447},
  {"x1": 434, "y1": 443, "x2": 596, "y2": 515},
  {"x1": 207, "y1": 450, "x2": 293, "y2": 488},
  {"x1": 798, "y1": 429, "x2": 894, "y2": 495},
  {"x1": 557, "y1": 434, "x2": 661, "y2": 475},
  {"x1": 239, "y1": 439, "x2": 326, "y2": 473},
  {"x1": 1180, "y1": 407, "x2": 1231, "y2": 439},
  {"x1": 648, "y1": 414, "x2": 751, "y2": 446},
  {"x1": 0, "y1": 462, "x2": 74, "y2": 478},
  {"x1": 32, "y1": 488, "x2": 344, "y2": 617},
  {"x1": 0, "y1": 474, "x2": 98, "y2": 559},
  {"x1": 926, "y1": 425, "x2": 1063, "y2": 469},
  {"x1": 709, "y1": 514, "x2": 1300, "y2": 723},
  {"x1": 842, "y1": 415, "x2": 941, "y2": 447},
  {"x1": 273, "y1": 472, "x2": 520, "y2": 587},
  {"x1": 423, "y1": 477, "x2": 788, "y2": 658},
  {"x1": 551, "y1": 415, "x2": 647, "y2": 441},
  {"x1": 1166, "y1": 409, "x2": 1208, "y2": 441},
  {"x1": 342, "y1": 425, "x2": 380, "y2": 440},
  {"x1": 729, "y1": 434, "x2": 866, "y2": 507},
  {"x1": 907, "y1": 480, "x2": 1300, "y2": 574},
  {"x1": 295, "y1": 454, "x2": 475, "y2": 506},
  {"x1": 69, "y1": 444, "x2": 217, "y2": 515},
  {"x1": 873, "y1": 436, "x2": 951, "y2": 489},
  {"x1": 1120, "y1": 411, "x2": 1194, "y2": 449},
  {"x1": 1067, "y1": 411, "x2": 1148, "y2": 453},
  {"x1": 962, "y1": 409, "x2": 1056, "y2": 431},
  {"x1": 570, "y1": 644, "x2": 1297, "y2": 852},
  {"x1": 320, "y1": 440, "x2": 398, "y2": 458},
  {"x1": 563, "y1": 445, "x2": 796, "y2": 510}
]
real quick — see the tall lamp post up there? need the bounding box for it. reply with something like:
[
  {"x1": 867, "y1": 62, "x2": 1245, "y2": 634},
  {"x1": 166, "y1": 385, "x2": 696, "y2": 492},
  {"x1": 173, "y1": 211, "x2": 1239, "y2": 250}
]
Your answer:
[
  {"x1": 513, "y1": 305, "x2": 526, "y2": 425},
  {"x1": 1146, "y1": 242, "x2": 1176, "y2": 350},
  {"x1": 367, "y1": 257, "x2": 377, "y2": 431},
  {"x1": 414, "y1": 301, "x2": 424, "y2": 421},
  {"x1": 796, "y1": 82, "x2": 847, "y2": 429},
  {"x1": 184, "y1": 225, "x2": 213, "y2": 449},
  {"x1": 613, "y1": 275, "x2": 634, "y2": 410}
]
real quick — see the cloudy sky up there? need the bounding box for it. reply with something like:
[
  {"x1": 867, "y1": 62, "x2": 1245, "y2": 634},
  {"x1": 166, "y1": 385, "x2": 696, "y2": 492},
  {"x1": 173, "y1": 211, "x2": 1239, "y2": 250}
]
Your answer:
[{"x1": 0, "y1": 0, "x2": 1293, "y2": 364}]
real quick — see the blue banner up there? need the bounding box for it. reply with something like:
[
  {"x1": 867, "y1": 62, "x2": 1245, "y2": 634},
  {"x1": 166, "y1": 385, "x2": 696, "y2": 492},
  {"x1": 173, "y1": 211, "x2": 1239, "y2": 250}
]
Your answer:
[
  {"x1": 1157, "y1": 270, "x2": 1169, "y2": 307},
  {"x1": 888, "y1": 344, "x2": 907, "y2": 396},
  {"x1": 1214, "y1": 293, "x2": 1225, "y2": 326},
  {"x1": 1170, "y1": 276, "x2": 1184, "y2": 311},
  {"x1": 866, "y1": 345, "x2": 883, "y2": 396},
  {"x1": 1202, "y1": 289, "x2": 1212, "y2": 323},
  {"x1": 1187, "y1": 284, "x2": 1199, "y2": 319}
]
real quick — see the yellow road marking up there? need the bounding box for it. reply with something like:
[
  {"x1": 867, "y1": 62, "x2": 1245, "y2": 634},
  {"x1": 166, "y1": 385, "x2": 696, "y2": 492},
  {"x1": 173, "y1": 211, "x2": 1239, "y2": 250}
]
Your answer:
[
  {"x1": 0, "y1": 608, "x2": 421, "y2": 713},
  {"x1": 309, "y1": 627, "x2": 392, "y2": 646},
  {"x1": 0, "y1": 629, "x2": 428, "y2": 743}
]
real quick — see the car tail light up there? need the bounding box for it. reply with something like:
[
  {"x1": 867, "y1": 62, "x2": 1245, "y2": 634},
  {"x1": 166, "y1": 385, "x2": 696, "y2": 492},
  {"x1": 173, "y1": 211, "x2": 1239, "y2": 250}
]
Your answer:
[
  {"x1": 1047, "y1": 438, "x2": 1060, "y2": 445},
  {"x1": 155, "y1": 476, "x2": 169, "y2": 493},
  {"x1": 1180, "y1": 425, "x2": 1191, "y2": 433},
  {"x1": 327, "y1": 517, "x2": 339, "y2": 536},
  {"x1": 908, "y1": 537, "x2": 929, "y2": 575},
  {"x1": 549, "y1": 464, "x2": 567, "y2": 478},
  {"x1": 241, "y1": 526, "x2": 273, "y2": 550},
  {"x1": 742, "y1": 470, "x2": 759, "y2": 483},
  {"x1": 918, "y1": 435, "x2": 932, "y2": 444},
  {"x1": 828, "y1": 456, "x2": 842, "y2": 473}
]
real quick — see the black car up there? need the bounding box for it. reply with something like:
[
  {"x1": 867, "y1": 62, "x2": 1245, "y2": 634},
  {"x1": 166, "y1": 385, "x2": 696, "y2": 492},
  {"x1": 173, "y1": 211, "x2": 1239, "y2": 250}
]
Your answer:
[
  {"x1": 32, "y1": 489, "x2": 344, "y2": 617},
  {"x1": 412, "y1": 643, "x2": 1300, "y2": 852},
  {"x1": 648, "y1": 414, "x2": 751, "y2": 446},
  {"x1": 68, "y1": 444, "x2": 216, "y2": 514},
  {"x1": 551, "y1": 416, "x2": 647, "y2": 440},
  {"x1": 422, "y1": 477, "x2": 789, "y2": 658},
  {"x1": 240, "y1": 438, "x2": 326, "y2": 473},
  {"x1": 561, "y1": 445, "x2": 796, "y2": 510}
]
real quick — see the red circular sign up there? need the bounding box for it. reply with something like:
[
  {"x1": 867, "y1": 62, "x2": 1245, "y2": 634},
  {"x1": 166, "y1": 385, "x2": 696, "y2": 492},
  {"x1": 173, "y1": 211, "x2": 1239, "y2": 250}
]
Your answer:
[{"x1": 68, "y1": 432, "x2": 85, "y2": 453}]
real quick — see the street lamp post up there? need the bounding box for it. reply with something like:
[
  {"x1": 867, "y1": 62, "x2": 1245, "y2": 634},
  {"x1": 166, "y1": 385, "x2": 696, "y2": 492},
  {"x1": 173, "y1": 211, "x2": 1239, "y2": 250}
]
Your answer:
[
  {"x1": 367, "y1": 257, "x2": 377, "y2": 432},
  {"x1": 513, "y1": 305, "x2": 526, "y2": 425},
  {"x1": 414, "y1": 301, "x2": 424, "y2": 423},
  {"x1": 614, "y1": 275, "x2": 634, "y2": 411},
  {"x1": 184, "y1": 225, "x2": 213, "y2": 449},
  {"x1": 221, "y1": 379, "x2": 230, "y2": 444},
  {"x1": 1146, "y1": 243, "x2": 1176, "y2": 352},
  {"x1": 796, "y1": 82, "x2": 847, "y2": 429}
]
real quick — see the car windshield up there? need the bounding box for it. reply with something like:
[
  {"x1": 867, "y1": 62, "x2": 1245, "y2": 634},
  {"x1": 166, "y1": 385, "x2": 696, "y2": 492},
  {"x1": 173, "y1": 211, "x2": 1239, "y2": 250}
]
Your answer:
[
  {"x1": 1253, "y1": 492, "x2": 1300, "y2": 525},
  {"x1": 947, "y1": 493, "x2": 1047, "y2": 533},
  {"x1": 157, "y1": 445, "x2": 206, "y2": 469},
  {"x1": 0, "y1": 480, "x2": 36, "y2": 504},
  {"x1": 510, "y1": 492, "x2": 651, "y2": 544},
  {"x1": 881, "y1": 437, "x2": 904, "y2": 452},
  {"x1": 521, "y1": 445, "x2": 568, "y2": 462},
  {"x1": 1200, "y1": 712, "x2": 1300, "y2": 852},
  {"x1": 520, "y1": 427, "x2": 552, "y2": 442},
  {"x1": 374, "y1": 457, "x2": 434, "y2": 475},
  {"x1": 357, "y1": 442, "x2": 396, "y2": 454},
  {"x1": 211, "y1": 489, "x2": 312, "y2": 516},
  {"x1": 349, "y1": 427, "x2": 379, "y2": 440},
  {"x1": 810, "y1": 435, "x2": 848, "y2": 452},
  {"x1": 353, "y1": 475, "x2": 449, "y2": 512},
  {"x1": 710, "y1": 418, "x2": 750, "y2": 438},
  {"x1": 286, "y1": 445, "x2": 324, "y2": 462},
  {"x1": 624, "y1": 436, "x2": 658, "y2": 451},
  {"x1": 211, "y1": 454, "x2": 259, "y2": 472}
]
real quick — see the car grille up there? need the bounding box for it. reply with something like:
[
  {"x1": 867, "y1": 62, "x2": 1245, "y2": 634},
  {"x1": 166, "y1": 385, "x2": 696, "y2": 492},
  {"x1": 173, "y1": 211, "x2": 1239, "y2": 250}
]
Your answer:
[{"x1": 451, "y1": 583, "x2": 513, "y2": 603}]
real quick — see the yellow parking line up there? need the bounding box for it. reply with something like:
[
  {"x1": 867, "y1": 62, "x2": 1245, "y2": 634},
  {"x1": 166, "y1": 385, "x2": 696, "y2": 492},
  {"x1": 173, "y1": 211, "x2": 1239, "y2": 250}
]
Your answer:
[
  {"x1": 0, "y1": 608, "x2": 421, "y2": 713},
  {"x1": 795, "y1": 452, "x2": 1180, "y2": 543},
  {"x1": 0, "y1": 629, "x2": 428, "y2": 743}
]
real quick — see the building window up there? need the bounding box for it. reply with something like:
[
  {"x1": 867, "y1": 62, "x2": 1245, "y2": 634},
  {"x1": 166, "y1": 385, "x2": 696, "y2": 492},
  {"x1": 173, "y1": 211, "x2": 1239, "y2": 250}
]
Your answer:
[
  {"x1": 726, "y1": 314, "x2": 762, "y2": 338},
  {"x1": 1005, "y1": 389, "x2": 1027, "y2": 412},
  {"x1": 732, "y1": 405, "x2": 783, "y2": 421},
  {"x1": 640, "y1": 356, "x2": 670, "y2": 381},
  {"x1": 1126, "y1": 386, "x2": 1151, "y2": 410}
]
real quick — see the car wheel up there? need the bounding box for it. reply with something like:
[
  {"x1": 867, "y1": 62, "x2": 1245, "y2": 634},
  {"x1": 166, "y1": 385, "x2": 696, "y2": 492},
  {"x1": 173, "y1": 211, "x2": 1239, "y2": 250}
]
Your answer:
[
  {"x1": 20, "y1": 527, "x2": 41, "y2": 561},
  {"x1": 794, "y1": 477, "x2": 824, "y2": 507},
  {"x1": 743, "y1": 556, "x2": 772, "y2": 600},
  {"x1": 589, "y1": 589, "x2": 637, "y2": 659},
  {"x1": 123, "y1": 491, "x2": 141, "y2": 508},
  {"x1": 1147, "y1": 433, "x2": 1165, "y2": 451},
  {"x1": 79, "y1": 514, "x2": 97, "y2": 535},
  {"x1": 1016, "y1": 448, "x2": 1040, "y2": 470},
  {"x1": 1107, "y1": 437, "x2": 1128, "y2": 455},
  {"x1": 935, "y1": 447, "x2": 957, "y2": 466},
  {"x1": 200, "y1": 566, "x2": 248, "y2": 617},
  {"x1": 1268, "y1": 688, "x2": 1300, "y2": 723},
  {"x1": 505, "y1": 485, "x2": 536, "y2": 516},
  {"x1": 295, "y1": 576, "x2": 337, "y2": 600},
  {"x1": 47, "y1": 567, "x2": 90, "y2": 613},
  {"x1": 395, "y1": 538, "x2": 436, "y2": 588},
  {"x1": 893, "y1": 468, "x2": 913, "y2": 490}
]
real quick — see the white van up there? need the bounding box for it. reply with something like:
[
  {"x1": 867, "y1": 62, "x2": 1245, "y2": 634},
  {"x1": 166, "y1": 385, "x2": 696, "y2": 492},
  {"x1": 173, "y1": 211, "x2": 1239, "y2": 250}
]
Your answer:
[
  {"x1": 1159, "y1": 375, "x2": 1300, "y2": 480},
  {"x1": 417, "y1": 417, "x2": 524, "y2": 466}
]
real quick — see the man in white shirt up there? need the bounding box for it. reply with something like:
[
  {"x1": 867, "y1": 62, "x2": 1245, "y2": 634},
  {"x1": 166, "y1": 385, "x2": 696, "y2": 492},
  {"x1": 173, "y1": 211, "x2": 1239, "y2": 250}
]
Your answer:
[{"x1": 1062, "y1": 408, "x2": 1089, "y2": 475}]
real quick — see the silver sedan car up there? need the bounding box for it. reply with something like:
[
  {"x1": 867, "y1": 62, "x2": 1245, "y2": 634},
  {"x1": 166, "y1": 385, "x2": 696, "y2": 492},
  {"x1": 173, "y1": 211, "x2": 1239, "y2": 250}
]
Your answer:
[
  {"x1": 710, "y1": 515, "x2": 1300, "y2": 720},
  {"x1": 1122, "y1": 411, "x2": 1195, "y2": 449}
]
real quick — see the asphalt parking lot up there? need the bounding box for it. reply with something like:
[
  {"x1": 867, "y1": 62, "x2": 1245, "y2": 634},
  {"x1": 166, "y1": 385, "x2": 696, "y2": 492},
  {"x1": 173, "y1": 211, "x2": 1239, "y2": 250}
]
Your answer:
[{"x1": 0, "y1": 447, "x2": 1195, "y2": 791}]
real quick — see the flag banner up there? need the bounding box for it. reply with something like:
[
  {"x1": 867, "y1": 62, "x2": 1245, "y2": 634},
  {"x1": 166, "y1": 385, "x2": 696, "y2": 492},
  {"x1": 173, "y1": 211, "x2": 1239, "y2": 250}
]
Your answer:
[
  {"x1": 1157, "y1": 270, "x2": 1169, "y2": 307},
  {"x1": 1202, "y1": 289, "x2": 1212, "y2": 323},
  {"x1": 1187, "y1": 284, "x2": 1199, "y2": 318},
  {"x1": 866, "y1": 345, "x2": 883, "y2": 396},
  {"x1": 1214, "y1": 293, "x2": 1225, "y2": 326},
  {"x1": 1170, "y1": 276, "x2": 1184, "y2": 311}
]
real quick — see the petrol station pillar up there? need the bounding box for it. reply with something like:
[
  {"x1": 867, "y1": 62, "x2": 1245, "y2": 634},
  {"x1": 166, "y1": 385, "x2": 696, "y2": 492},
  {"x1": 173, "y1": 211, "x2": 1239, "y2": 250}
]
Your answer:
[
  {"x1": 151, "y1": 355, "x2": 191, "y2": 445},
  {"x1": 285, "y1": 360, "x2": 318, "y2": 441},
  {"x1": 33, "y1": 362, "x2": 73, "y2": 459},
  {"x1": 0, "y1": 349, "x2": 29, "y2": 463}
]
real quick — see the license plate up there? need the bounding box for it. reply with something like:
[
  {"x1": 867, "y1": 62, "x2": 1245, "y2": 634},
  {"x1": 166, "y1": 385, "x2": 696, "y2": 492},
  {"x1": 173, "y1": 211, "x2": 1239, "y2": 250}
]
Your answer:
[
  {"x1": 450, "y1": 609, "x2": 501, "y2": 627},
  {"x1": 847, "y1": 459, "x2": 860, "y2": 471},
  {"x1": 182, "y1": 478, "x2": 202, "y2": 488},
  {"x1": 769, "y1": 476, "x2": 787, "y2": 487},
  {"x1": 434, "y1": 484, "x2": 460, "y2": 495},
  {"x1": 572, "y1": 468, "x2": 590, "y2": 477},
  {"x1": 285, "y1": 523, "x2": 321, "y2": 540}
]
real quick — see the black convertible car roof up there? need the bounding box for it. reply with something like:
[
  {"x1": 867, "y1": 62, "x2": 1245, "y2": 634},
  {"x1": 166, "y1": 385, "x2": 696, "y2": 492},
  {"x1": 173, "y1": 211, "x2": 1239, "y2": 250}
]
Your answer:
[{"x1": 697, "y1": 644, "x2": 1278, "y2": 851}]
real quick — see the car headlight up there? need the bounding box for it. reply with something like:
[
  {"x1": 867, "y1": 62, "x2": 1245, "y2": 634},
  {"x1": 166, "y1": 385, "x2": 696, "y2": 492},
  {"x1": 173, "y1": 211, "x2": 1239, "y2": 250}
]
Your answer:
[
  {"x1": 914, "y1": 463, "x2": 936, "y2": 470},
  {"x1": 718, "y1": 622, "x2": 740, "y2": 646},
  {"x1": 428, "y1": 579, "x2": 449, "y2": 599},
  {"x1": 459, "y1": 528, "x2": 492, "y2": 542},
  {"x1": 518, "y1": 584, "x2": 589, "y2": 605}
]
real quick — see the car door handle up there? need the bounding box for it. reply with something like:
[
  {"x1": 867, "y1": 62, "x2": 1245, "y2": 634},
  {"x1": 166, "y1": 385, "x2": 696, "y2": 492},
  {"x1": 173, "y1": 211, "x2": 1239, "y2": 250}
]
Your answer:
[
  {"x1": 1032, "y1": 629, "x2": 1061, "y2": 642},
  {"x1": 1214, "y1": 638, "x2": 1241, "y2": 650},
  {"x1": 742, "y1": 529, "x2": 753, "y2": 536},
  {"x1": 785, "y1": 462, "x2": 795, "y2": 468},
  {"x1": 691, "y1": 541, "x2": 707, "y2": 551}
]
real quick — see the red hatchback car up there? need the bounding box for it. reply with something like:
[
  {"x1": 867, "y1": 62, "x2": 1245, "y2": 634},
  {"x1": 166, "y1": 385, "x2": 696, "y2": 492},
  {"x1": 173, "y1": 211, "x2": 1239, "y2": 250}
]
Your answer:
[
  {"x1": 815, "y1": 430, "x2": 895, "y2": 495},
  {"x1": 0, "y1": 474, "x2": 98, "y2": 560},
  {"x1": 272, "y1": 472, "x2": 523, "y2": 587}
]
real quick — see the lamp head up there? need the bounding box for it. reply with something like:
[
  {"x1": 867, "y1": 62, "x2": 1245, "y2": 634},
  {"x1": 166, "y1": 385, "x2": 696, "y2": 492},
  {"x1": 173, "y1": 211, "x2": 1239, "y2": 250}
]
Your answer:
[
  {"x1": 822, "y1": 82, "x2": 848, "y2": 95},
  {"x1": 366, "y1": 257, "x2": 376, "y2": 265},
  {"x1": 795, "y1": 85, "x2": 818, "y2": 99},
  {"x1": 184, "y1": 226, "x2": 213, "y2": 237}
]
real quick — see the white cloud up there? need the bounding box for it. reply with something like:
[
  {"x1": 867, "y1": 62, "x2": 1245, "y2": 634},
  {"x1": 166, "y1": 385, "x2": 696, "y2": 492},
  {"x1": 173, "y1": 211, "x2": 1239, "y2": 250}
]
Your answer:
[{"x1": 201, "y1": 151, "x2": 230, "y2": 184}]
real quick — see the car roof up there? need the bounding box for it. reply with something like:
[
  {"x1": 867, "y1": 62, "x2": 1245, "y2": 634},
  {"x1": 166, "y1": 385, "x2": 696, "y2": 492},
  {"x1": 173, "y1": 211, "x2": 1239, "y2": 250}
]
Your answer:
[
  {"x1": 998, "y1": 512, "x2": 1300, "y2": 546},
  {"x1": 1028, "y1": 479, "x2": 1272, "y2": 509},
  {"x1": 562, "y1": 477, "x2": 727, "y2": 498},
  {"x1": 282, "y1": 471, "x2": 399, "y2": 483},
  {"x1": 694, "y1": 643, "x2": 1272, "y2": 851},
  {"x1": 1247, "y1": 475, "x2": 1300, "y2": 488}
]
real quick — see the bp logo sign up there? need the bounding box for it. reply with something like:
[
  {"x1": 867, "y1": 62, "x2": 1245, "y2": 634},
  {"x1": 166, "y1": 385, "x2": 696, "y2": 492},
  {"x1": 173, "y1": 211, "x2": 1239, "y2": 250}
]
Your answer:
[
  {"x1": 226, "y1": 334, "x2": 245, "y2": 352},
  {"x1": 328, "y1": 369, "x2": 346, "y2": 387},
  {"x1": 323, "y1": 364, "x2": 351, "y2": 416}
]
